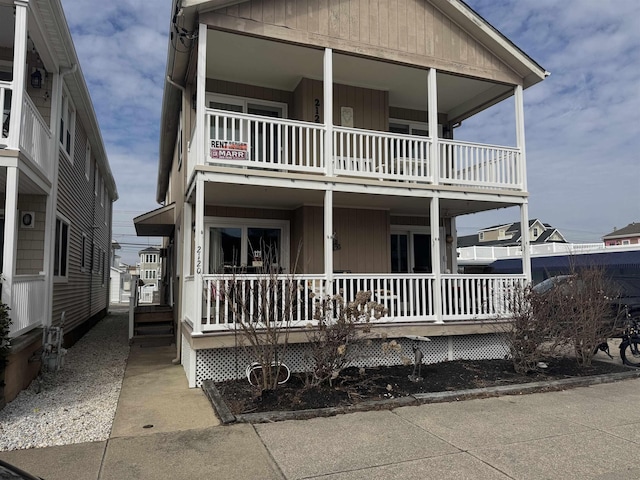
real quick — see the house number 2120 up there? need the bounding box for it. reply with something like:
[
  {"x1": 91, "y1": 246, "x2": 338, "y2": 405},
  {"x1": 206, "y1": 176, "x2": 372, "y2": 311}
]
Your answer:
[
  {"x1": 196, "y1": 246, "x2": 202, "y2": 274},
  {"x1": 314, "y1": 99, "x2": 320, "y2": 123}
]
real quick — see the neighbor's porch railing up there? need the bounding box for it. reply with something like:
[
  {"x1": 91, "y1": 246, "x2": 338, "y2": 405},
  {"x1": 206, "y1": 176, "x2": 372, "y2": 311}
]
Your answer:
[
  {"x1": 9, "y1": 274, "x2": 46, "y2": 338},
  {"x1": 190, "y1": 273, "x2": 526, "y2": 332},
  {"x1": 1, "y1": 83, "x2": 53, "y2": 180}
]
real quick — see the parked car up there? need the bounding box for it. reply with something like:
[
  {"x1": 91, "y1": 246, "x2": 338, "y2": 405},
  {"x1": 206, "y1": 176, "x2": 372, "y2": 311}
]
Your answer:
[
  {"x1": 0, "y1": 459, "x2": 42, "y2": 479},
  {"x1": 533, "y1": 275, "x2": 640, "y2": 321}
]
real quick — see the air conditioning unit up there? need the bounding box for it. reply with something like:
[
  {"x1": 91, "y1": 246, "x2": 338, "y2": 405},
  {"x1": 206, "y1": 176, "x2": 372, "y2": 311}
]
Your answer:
[{"x1": 21, "y1": 211, "x2": 35, "y2": 228}]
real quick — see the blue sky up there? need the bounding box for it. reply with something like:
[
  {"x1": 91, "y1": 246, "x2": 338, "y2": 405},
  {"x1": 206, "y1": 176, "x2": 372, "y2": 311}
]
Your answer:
[{"x1": 60, "y1": 0, "x2": 640, "y2": 264}]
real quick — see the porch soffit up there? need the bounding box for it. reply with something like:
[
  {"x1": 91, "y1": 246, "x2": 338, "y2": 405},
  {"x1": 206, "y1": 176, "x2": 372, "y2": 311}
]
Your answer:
[{"x1": 134, "y1": 203, "x2": 176, "y2": 237}]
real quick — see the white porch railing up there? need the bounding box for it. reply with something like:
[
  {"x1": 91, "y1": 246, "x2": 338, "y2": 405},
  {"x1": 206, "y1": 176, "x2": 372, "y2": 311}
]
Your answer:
[
  {"x1": 333, "y1": 127, "x2": 433, "y2": 182},
  {"x1": 193, "y1": 273, "x2": 525, "y2": 332},
  {"x1": 19, "y1": 94, "x2": 52, "y2": 178},
  {"x1": 194, "y1": 110, "x2": 525, "y2": 191},
  {"x1": 439, "y1": 139, "x2": 521, "y2": 189},
  {"x1": 205, "y1": 109, "x2": 325, "y2": 173},
  {"x1": 9, "y1": 274, "x2": 46, "y2": 338},
  {"x1": 1, "y1": 81, "x2": 12, "y2": 144}
]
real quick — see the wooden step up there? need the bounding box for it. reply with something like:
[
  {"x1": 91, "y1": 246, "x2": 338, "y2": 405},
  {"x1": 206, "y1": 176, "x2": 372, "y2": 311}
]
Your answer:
[
  {"x1": 135, "y1": 311, "x2": 174, "y2": 323},
  {"x1": 135, "y1": 323, "x2": 174, "y2": 336}
]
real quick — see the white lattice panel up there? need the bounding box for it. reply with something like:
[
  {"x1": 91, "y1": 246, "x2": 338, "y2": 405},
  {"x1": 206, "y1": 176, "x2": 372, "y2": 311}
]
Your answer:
[
  {"x1": 193, "y1": 334, "x2": 506, "y2": 386},
  {"x1": 451, "y1": 333, "x2": 509, "y2": 361}
]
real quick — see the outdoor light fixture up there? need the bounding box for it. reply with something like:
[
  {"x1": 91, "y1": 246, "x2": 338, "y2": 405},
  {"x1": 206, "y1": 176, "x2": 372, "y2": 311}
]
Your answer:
[{"x1": 30, "y1": 68, "x2": 42, "y2": 89}]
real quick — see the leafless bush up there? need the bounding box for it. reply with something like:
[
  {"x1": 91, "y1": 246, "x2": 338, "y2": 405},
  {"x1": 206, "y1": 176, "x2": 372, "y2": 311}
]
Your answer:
[
  {"x1": 498, "y1": 283, "x2": 566, "y2": 374},
  {"x1": 218, "y1": 249, "x2": 300, "y2": 393},
  {"x1": 303, "y1": 290, "x2": 386, "y2": 388},
  {"x1": 552, "y1": 267, "x2": 623, "y2": 367}
]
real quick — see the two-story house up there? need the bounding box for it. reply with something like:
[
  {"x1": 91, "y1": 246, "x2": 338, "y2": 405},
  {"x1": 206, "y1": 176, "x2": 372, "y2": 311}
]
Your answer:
[
  {"x1": 135, "y1": 0, "x2": 547, "y2": 388},
  {"x1": 603, "y1": 223, "x2": 640, "y2": 247},
  {"x1": 1, "y1": 0, "x2": 117, "y2": 404}
]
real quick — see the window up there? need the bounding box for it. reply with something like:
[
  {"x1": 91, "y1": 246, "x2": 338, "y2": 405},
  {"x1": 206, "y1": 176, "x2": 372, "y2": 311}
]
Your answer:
[
  {"x1": 205, "y1": 218, "x2": 290, "y2": 274},
  {"x1": 533, "y1": 227, "x2": 539, "y2": 237},
  {"x1": 144, "y1": 253, "x2": 158, "y2": 264},
  {"x1": 85, "y1": 142, "x2": 91, "y2": 180},
  {"x1": 207, "y1": 94, "x2": 287, "y2": 163},
  {"x1": 81, "y1": 233, "x2": 87, "y2": 271},
  {"x1": 622, "y1": 240, "x2": 631, "y2": 245},
  {"x1": 389, "y1": 119, "x2": 443, "y2": 138},
  {"x1": 100, "y1": 177, "x2": 104, "y2": 206},
  {"x1": 59, "y1": 88, "x2": 75, "y2": 159},
  {"x1": 54, "y1": 217, "x2": 70, "y2": 278},
  {"x1": 144, "y1": 270, "x2": 157, "y2": 280},
  {"x1": 94, "y1": 169, "x2": 99, "y2": 196},
  {"x1": 479, "y1": 232, "x2": 485, "y2": 241}
]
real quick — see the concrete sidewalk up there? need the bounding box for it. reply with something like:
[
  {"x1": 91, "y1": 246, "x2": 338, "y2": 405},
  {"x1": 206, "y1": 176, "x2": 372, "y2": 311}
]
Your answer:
[{"x1": 3, "y1": 323, "x2": 640, "y2": 479}]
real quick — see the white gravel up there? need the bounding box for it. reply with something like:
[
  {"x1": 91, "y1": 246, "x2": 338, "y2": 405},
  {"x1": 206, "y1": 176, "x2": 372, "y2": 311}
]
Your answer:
[{"x1": 0, "y1": 310, "x2": 130, "y2": 451}]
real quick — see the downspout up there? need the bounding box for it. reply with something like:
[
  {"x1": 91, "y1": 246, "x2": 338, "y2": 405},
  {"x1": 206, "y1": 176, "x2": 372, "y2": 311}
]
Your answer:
[
  {"x1": 44, "y1": 64, "x2": 77, "y2": 330},
  {"x1": 166, "y1": 75, "x2": 184, "y2": 365}
]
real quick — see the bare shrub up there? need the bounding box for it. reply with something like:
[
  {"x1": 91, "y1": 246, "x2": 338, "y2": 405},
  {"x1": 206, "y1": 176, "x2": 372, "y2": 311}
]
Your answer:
[
  {"x1": 217, "y1": 248, "x2": 300, "y2": 393},
  {"x1": 552, "y1": 267, "x2": 623, "y2": 367},
  {"x1": 304, "y1": 290, "x2": 386, "y2": 388},
  {"x1": 499, "y1": 283, "x2": 566, "y2": 374}
]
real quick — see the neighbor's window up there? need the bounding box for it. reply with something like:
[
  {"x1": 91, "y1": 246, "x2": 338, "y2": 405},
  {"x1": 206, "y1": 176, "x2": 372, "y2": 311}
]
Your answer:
[
  {"x1": 54, "y1": 217, "x2": 70, "y2": 277},
  {"x1": 59, "y1": 88, "x2": 75, "y2": 159},
  {"x1": 81, "y1": 233, "x2": 87, "y2": 271}
]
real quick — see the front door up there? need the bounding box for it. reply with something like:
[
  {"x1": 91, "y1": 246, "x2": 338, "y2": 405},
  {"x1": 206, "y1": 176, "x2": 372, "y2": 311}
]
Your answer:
[{"x1": 391, "y1": 232, "x2": 432, "y2": 273}]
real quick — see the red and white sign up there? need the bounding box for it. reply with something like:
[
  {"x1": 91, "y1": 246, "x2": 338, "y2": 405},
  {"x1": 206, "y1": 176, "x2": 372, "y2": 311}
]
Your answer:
[{"x1": 209, "y1": 140, "x2": 249, "y2": 160}]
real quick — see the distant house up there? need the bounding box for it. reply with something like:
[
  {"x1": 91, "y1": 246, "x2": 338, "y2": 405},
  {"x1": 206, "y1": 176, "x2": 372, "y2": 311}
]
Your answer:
[
  {"x1": 603, "y1": 223, "x2": 640, "y2": 246},
  {"x1": 458, "y1": 219, "x2": 567, "y2": 248},
  {"x1": 1, "y1": 0, "x2": 117, "y2": 404}
]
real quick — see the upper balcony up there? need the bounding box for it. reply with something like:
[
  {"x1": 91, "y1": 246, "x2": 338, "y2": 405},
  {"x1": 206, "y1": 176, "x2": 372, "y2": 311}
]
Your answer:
[{"x1": 183, "y1": 29, "x2": 530, "y2": 196}]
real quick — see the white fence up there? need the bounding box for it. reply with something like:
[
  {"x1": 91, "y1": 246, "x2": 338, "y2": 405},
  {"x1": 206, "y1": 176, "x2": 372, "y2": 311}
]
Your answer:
[
  {"x1": 193, "y1": 273, "x2": 526, "y2": 332},
  {"x1": 9, "y1": 274, "x2": 46, "y2": 338}
]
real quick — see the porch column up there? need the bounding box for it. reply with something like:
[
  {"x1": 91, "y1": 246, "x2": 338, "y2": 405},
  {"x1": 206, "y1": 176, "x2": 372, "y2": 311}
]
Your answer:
[
  {"x1": 324, "y1": 187, "x2": 334, "y2": 296},
  {"x1": 193, "y1": 178, "x2": 205, "y2": 334},
  {"x1": 430, "y1": 196, "x2": 443, "y2": 323},
  {"x1": 520, "y1": 202, "x2": 532, "y2": 283},
  {"x1": 323, "y1": 48, "x2": 333, "y2": 176},
  {"x1": 514, "y1": 84, "x2": 527, "y2": 191},
  {"x1": 2, "y1": 167, "x2": 19, "y2": 310},
  {"x1": 450, "y1": 216, "x2": 458, "y2": 274},
  {"x1": 195, "y1": 22, "x2": 207, "y2": 166},
  {"x1": 8, "y1": 1, "x2": 28, "y2": 148},
  {"x1": 427, "y1": 68, "x2": 439, "y2": 185}
]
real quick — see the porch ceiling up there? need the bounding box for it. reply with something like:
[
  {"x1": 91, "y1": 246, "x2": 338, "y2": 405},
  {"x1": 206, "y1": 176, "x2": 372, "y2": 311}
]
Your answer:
[
  {"x1": 0, "y1": 164, "x2": 50, "y2": 195},
  {"x1": 203, "y1": 181, "x2": 509, "y2": 217},
  {"x1": 207, "y1": 30, "x2": 513, "y2": 122}
]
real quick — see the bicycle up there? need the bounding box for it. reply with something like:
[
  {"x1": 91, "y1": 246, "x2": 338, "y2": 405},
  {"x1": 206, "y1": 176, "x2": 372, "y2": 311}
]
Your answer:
[{"x1": 595, "y1": 308, "x2": 640, "y2": 367}]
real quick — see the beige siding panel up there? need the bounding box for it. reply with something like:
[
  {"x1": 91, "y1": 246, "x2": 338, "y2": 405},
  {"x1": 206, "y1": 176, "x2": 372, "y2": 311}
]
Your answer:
[
  {"x1": 207, "y1": 0, "x2": 521, "y2": 84},
  {"x1": 391, "y1": 215, "x2": 429, "y2": 226},
  {"x1": 15, "y1": 195, "x2": 46, "y2": 275}
]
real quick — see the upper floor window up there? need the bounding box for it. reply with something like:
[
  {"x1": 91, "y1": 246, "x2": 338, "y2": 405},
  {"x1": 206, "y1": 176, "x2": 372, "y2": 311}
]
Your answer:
[
  {"x1": 85, "y1": 142, "x2": 91, "y2": 180},
  {"x1": 144, "y1": 253, "x2": 158, "y2": 264},
  {"x1": 60, "y1": 88, "x2": 76, "y2": 160},
  {"x1": 389, "y1": 119, "x2": 443, "y2": 138},
  {"x1": 54, "y1": 217, "x2": 70, "y2": 278},
  {"x1": 94, "y1": 169, "x2": 99, "y2": 196}
]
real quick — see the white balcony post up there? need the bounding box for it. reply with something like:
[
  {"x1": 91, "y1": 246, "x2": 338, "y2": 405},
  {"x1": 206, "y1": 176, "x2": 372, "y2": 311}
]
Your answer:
[
  {"x1": 196, "y1": 22, "x2": 207, "y2": 166},
  {"x1": 193, "y1": 177, "x2": 205, "y2": 334},
  {"x1": 324, "y1": 187, "x2": 334, "y2": 296},
  {"x1": 8, "y1": 1, "x2": 28, "y2": 149},
  {"x1": 324, "y1": 48, "x2": 333, "y2": 176},
  {"x1": 514, "y1": 84, "x2": 527, "y2": 191},
  {"x1": 427, "y1": 68, "x2": 439, "y2": 185},
  {"x1": 430, "y1": 196, "x2": 443, "y2": 323},
  {"x1": 2, "y1": 167, "x2": 19, "y2": 309},
  {"x1": 520, "y1": 202, "x2": 532, "y2": 283},
  {"x1": 450, "y1": 216, "x2": 458, "y2": 274}
]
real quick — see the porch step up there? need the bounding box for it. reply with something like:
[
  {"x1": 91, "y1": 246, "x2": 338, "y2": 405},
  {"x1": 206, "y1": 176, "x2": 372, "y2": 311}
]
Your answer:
[
  {"x1": 133, "y1": 305, "x2": 174, "y2": 346},
  {"x1": 134, "y1": 322, "x2": 173, "y2": 336},
  {"x1": 131, "y1": 334, "x2": 175, "y2": 348}
]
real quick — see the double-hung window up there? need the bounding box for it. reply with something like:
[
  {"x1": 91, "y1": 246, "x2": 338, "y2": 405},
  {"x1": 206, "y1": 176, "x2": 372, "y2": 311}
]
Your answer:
[
  {"x1": 54, "y1": 217, "x2": 70, "y2": 278},
  {"x1": 60, "y1": 88, "x2": 75, "y2": 159}
]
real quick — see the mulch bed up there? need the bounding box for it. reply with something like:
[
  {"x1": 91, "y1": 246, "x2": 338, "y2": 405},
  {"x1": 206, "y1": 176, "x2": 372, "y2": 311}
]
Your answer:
[{"x1": 214, "y1": 357, "x2": 632, "y2": 416}]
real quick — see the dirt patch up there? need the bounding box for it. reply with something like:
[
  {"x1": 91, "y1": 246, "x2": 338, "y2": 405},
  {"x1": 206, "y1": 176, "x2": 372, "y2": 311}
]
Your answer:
[{"x1": 214, "y1": 357, "x2": 631, "y2": 415}]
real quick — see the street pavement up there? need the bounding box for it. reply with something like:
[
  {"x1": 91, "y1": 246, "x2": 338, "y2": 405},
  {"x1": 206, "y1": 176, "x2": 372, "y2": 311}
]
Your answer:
[{"x1": 2, "y1": 313, "x2": 640, "y2": 479}]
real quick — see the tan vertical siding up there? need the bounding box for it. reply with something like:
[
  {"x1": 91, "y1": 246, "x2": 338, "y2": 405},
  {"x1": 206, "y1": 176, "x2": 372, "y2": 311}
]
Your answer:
[{"x1": 209, "y1": 0, "x2": 518, "y2": 84}]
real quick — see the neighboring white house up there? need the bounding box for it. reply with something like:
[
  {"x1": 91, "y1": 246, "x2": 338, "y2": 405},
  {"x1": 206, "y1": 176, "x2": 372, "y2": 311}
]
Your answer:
[
  {"x1": 1, "y1": 0, "x2": 117, "y2": 404},
  {"x1": 135, "y1": 0, "x2": 548, "y2": 388}
]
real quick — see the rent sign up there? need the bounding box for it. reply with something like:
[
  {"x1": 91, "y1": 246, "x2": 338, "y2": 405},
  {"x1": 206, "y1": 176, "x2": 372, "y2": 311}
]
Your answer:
[{"x1": 210, "y1": 140, "x2": 249, "y2": 160}]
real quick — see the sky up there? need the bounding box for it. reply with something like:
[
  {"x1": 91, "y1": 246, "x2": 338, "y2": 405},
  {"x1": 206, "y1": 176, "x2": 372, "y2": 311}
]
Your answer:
[{"x1": 59, "y1": 0, "x2": 640, "y2": 264}]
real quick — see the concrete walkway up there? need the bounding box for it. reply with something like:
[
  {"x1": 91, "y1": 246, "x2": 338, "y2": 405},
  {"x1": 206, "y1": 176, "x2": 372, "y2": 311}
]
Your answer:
[{"x1": 2, "y1": 316, "x2": 640, "y2": 479}]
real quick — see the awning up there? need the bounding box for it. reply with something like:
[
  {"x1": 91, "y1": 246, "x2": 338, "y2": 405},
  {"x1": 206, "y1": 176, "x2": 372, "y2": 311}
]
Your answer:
[{"x1": 134, "y1": 203, "x2": 175, "y2": 237}]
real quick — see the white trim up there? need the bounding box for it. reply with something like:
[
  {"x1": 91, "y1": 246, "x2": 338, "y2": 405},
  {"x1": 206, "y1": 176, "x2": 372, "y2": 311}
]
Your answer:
[
  {"x1": 206, "y1": 92, "x2": 288, "y2": 118},
  {"x1": 203, "y1": 216, "x2": 290, "y2": 273},
  {"x1": 59, "y1": 85, "x2": 76, "y2": 163}
]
